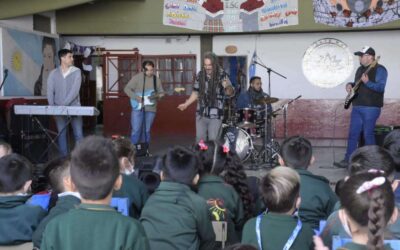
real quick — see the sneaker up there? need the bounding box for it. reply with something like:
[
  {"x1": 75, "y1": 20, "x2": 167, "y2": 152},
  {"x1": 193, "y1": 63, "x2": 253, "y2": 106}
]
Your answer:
[{"x1": 333, "y1": 159, "x2": 348, "y2": 169}]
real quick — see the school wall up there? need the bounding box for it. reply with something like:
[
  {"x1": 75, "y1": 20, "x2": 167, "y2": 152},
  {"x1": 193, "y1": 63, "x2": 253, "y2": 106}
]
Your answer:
[{"x1": 213, "y1": 30, "x2": 400, "y2": 138}]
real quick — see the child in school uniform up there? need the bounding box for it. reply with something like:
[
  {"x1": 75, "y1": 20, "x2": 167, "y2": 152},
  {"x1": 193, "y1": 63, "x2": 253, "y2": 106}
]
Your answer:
[
  {"x1": 383, "y1": 129, "x2": 400, "y2": 201},
  {"x1": 194, "y1": 140, "x2": 251, "y2": 245},
  {"x1": 0, "y1": 153, "x2": 47, "y2": 245},
  {"x1": 321, "y1": 145, "x2": 400, "y2": 247},
  {"x1": 279, "y1": 135, "x2": 338, "y2": 230},
  {"x1": 140, "y1": 146, "x2": 216, "y2": 250},
  {"x1": 318, "y1": 172, "x2": 397, "y2": 250},
  {"x1": 32, "y1": 156, "x2": 81, "y2": 248},
  {"x1": 112, "y1": 137, "x2": 149, "y2": 218},
  {"x1": 40, "y1": 136, "x2": 149, "y2": 250},
  {"x1": 241, "y1": 166, "x2": 314, "y2": 250}
]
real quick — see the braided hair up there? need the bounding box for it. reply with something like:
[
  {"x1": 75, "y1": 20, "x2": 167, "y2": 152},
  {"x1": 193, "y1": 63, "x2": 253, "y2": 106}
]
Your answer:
[
  {"x1": 198, "y1": 52, "x2": 223, "y2": 108},
  {"x1": 340, "y1": 172, "x2": 395, "y2": 250},
  {"x1": 194, "y1": 140, "x2": 254, "y2": 220}
]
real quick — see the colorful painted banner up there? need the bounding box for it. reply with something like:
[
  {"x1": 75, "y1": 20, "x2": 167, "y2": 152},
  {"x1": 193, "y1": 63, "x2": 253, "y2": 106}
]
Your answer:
[
  {"x1": 314, "y1": 0, "x2": 400, "y2": 27},
  {"x1": 1, "y1": 28, "x2": 59, "y2": 96},
  {"x1": 163, "y1": 0, "x2": 298, "y2": 32}
]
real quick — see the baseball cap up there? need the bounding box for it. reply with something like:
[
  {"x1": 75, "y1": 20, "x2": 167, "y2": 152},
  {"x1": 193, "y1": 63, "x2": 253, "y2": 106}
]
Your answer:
[{"x1": 354, "y1": 46, "x2": 375, "y2": 56}]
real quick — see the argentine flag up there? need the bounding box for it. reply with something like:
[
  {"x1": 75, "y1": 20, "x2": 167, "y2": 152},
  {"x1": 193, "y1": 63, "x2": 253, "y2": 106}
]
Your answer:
[{"x1": 249, "y1": 50, "x2": 257, "y2": 79}]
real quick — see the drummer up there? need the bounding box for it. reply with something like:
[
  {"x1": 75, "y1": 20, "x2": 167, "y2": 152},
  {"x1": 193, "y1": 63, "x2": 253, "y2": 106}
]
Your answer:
[{"x1": 236, "y1": 76, "x2": 272, "y2": 118}]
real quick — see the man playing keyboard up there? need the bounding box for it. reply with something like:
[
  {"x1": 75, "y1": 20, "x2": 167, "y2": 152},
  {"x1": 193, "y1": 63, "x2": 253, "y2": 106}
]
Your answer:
[{"x1": 47, "y1": 49, "x2": 83, "y2": 156}]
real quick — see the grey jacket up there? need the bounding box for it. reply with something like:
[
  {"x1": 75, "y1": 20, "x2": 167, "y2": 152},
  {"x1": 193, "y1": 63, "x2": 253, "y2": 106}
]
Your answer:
[{"x1": 47, "y1": 66, "x2": 81, "y2": 106}]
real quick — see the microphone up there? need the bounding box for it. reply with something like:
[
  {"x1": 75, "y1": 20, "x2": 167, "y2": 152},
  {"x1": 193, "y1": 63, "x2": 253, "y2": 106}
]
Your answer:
[{"x1": 3, "y1": 69, "x2": 8, "y2": 75}]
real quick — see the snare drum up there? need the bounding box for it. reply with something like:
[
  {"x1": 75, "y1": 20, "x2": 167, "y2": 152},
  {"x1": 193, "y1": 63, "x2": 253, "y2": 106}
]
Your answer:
[
  {"x1": 220, "y1": 124, "x2": 253, "y2": 162},
  {"x1": 237, "y1": 108, "x2": 257, "y2": 128}
]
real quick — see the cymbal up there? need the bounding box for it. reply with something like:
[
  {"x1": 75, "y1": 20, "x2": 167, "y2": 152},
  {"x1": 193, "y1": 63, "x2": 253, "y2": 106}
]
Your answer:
[{"x1": 255, "y1": 96, "x2": 279, "y2": 105}]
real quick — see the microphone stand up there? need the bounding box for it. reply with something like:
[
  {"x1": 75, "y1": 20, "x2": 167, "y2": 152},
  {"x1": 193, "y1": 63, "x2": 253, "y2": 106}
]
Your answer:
[
  {"x1": 253, "y1": 61, "x2": 286, "y2": 96},
  {"x1": 272, "y1": 95, "x2": 302, "y2": 139},
  {"x1": 0, "y1": 70, "x2": 8, "y2": 92}
]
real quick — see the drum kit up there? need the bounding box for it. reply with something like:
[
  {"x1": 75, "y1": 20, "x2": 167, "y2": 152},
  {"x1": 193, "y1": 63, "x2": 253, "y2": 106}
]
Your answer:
[{"x1": 220, "y1": 95, "x2": 281, "y2": 168}]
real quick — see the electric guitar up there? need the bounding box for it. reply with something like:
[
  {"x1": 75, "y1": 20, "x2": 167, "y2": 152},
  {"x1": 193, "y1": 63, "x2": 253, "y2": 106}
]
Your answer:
[
  {"x1": 344, "y1": 56, "x2": 380, "y2": 110},
  {"x1": 130, "y1": 87, "x2": 186, "y2": 110}
]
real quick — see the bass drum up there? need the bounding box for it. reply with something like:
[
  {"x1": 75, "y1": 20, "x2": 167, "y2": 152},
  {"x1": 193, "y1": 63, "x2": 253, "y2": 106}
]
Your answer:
[{"x1": 220, "y1": 124, "x2": 253, "y2": 162}]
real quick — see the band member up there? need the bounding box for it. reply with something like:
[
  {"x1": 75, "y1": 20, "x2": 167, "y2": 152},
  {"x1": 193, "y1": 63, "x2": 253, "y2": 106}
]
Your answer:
[
  {"x1": 47, "y1": 49, "x2": 83, "y2": 156},
  {"x1": 178, "y1": 52, "x2": 234, "y2": 142},
  {"x1": 334, "y1": 46, "x2": 388, "y2": 168},
  {"x1": 236, "y1": 76, "x2": 272, "y2": 112},
  {"x1": 237, "y1": 76, "x2": 273, "y2": 139},
  {"x1": 124, "y1": 61, "x2": 164, "y2": 145}
]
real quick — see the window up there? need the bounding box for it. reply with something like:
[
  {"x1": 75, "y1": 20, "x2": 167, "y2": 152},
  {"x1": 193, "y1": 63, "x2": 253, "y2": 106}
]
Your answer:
[{"x1": 142, "y1": 55, "x2": 196, "y2": 96}]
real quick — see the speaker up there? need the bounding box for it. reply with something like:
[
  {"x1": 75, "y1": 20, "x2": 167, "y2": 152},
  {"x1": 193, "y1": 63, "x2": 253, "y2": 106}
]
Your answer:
[
  {"x1": 135, "y1": 155, "x2": 161, "y2": 193},
  {"x1": 359, "y1": 125, "x2": 400, "y2": 147},
  {"x1": 11, "y1": 132, "x2": 49, "y2": 164}
]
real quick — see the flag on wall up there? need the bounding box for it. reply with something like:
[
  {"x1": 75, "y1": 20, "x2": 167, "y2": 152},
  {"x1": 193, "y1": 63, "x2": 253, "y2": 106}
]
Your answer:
[
  {"x1": 1, "y1": 28, "x2": 59, "y2": 96},
  {"x1": 249, "y1": 50, "x2": 257, "y2": 79},
  {"x1": 314, "y1": 0, "x2": 400, "y2": 27}
]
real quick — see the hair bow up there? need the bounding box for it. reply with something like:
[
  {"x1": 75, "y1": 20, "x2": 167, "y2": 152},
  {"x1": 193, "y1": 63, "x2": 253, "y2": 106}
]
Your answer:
[
  {"x1": 198, "y1": 139, "x2": 208, "y2": 151},
  {"x1": 222, "y1": 144, "x2": 230, "y2": 154},
  {"x1": 356, "y1": 176, "x2": 386, "y2": 194},
  {"x1": 368, "y1": 169, "x2": 385, "y2": 174}
]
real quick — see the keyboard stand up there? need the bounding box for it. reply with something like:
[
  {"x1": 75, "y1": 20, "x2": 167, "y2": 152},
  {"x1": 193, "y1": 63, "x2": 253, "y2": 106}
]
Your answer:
[{"x1": 29, "y1": 115, "x2": 71, "y2": 161}]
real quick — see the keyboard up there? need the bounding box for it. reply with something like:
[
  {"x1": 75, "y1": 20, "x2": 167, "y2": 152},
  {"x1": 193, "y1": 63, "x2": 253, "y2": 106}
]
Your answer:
[{"x1": 14, "y1": 105, "x2": 100, "y2": 117}]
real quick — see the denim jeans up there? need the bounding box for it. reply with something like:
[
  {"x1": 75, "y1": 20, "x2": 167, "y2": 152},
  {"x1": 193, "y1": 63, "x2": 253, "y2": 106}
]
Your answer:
[
  {"x1": 345, "y1": 106, "x2": 381, "y2": 161},
  {"x1": 130, "y1": 110, "x2": 156, "y2": 144},
  {"x1": 195, "y1": 115, "x2": 222, "y2": 143},
  {"x1": 55, "y1": 116, "x2": 84, "y2": 156}
]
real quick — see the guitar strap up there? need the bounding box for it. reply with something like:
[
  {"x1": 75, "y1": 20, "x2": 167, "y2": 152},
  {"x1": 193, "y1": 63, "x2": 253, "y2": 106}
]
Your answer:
[{"x1": 153, "y1": 75, "x2": 157, "y2": 93}]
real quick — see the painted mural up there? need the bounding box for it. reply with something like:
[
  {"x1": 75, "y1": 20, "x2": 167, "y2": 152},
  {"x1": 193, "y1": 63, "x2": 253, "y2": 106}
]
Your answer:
[{"x1": 1, "y1": 28, "x2": 58, "y2": 96}]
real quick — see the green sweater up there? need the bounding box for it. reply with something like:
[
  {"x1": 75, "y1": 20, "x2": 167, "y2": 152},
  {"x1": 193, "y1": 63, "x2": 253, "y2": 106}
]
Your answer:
[
  {"x1": 140, "y1": 181, "x2": 216, "y2": 250},
  {"x1": 113, "y1": 174, "x2": 149, "y2": 218},
  {"x1": 321, "y1": 203, "x2": 400, "y2": 248},
  {"x1": 0, "y1": 195, "x2": 47, "y2": 245},
  {"x1": 197, "y1": 175, "x2": 244, "y2": 244},
  {"x1": 341, "y1": 242, "x2": 393, "y2": 250},
  {"x1": 41, "y1": 203, "x2": 149, "y2": 250},
  {"x1": 242, "y1": 213, "x2": 314, "y2": 250},
  {"x1": 32, "y1": 194, "x2": 80, "y2": 248},
  {"x1": 295, "y1": 169, "x2": 338, "y2": 229}
]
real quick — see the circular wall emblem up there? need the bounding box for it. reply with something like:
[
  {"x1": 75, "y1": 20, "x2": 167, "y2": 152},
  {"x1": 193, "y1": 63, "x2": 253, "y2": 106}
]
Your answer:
[{"x1": 302, "y1": 38, "x2": 354, "y2": 88}]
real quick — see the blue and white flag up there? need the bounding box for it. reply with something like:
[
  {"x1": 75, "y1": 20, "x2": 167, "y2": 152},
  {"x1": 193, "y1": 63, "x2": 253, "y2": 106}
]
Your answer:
[{"x1": 249, "y1": 50, "x2": 257, "y2": 79}]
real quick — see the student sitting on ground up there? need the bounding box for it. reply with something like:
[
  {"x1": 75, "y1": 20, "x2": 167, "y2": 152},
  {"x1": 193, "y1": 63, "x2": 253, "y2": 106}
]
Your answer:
[
  {"x1": 40, "y1": 136, "x2": 149, "y2": 250},
  {"x1": 317, "y1": 172, "x2": 397, "y2": 250},
  {"x1": 383, "y1": 129, "x2": 400, "y2": 202},
  {"x1": 279, "y1": 135, "x2": 338, "y2": 230},
  {"x1": 32, "y1": 156, "x2": 81, "y2": 248},
  {"x1": 321, "y1": 145, "x2": 400, "y2": 247},
  {"x1": 194, "y1": 140, "x2": 252, "y2": 245},
  {"x1": 112, "y1": 137, "x2": 149, "y2": 218},
  {"x1": 0, "y1": 153, "x2": 47, "y2": 245},
  {"x1": 140, "y1": 146, "x2": 216, "y2": 250},
  {"x1": 241, "y1": 166, "x2": 314, "y2": 249}
]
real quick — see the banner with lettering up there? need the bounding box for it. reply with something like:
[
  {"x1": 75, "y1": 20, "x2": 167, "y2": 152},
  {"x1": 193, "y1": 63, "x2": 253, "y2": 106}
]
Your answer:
[
  {"x1": 314, "y1": 0, "x2": 400, "y2": 27},
  {"x1": 163, "y1": 0, "x2": 298, "y2": 32}
]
